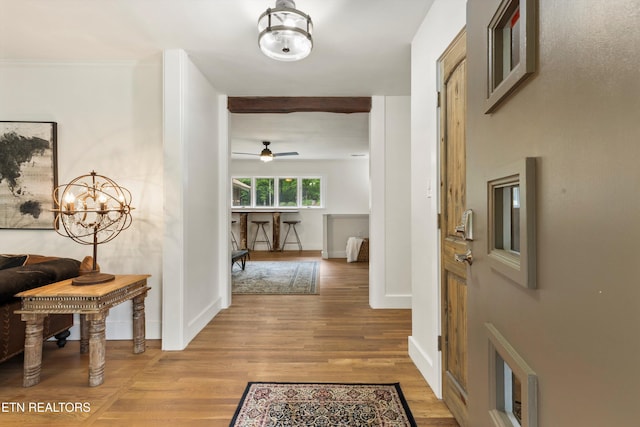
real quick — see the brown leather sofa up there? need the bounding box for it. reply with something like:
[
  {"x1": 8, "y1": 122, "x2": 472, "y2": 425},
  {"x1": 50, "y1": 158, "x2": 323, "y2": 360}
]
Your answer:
[{"x1": 0, "y1": 255, "x2": 81, "y2": 363}]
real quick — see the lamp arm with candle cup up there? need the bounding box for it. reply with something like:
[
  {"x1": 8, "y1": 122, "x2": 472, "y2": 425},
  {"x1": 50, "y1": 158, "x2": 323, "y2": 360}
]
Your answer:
[{"x1": 52, "y1": 171, "x2": 134, "y2": 285}]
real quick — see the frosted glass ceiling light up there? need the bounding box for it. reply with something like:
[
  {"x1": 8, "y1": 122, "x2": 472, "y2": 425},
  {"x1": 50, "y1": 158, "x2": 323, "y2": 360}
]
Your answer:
[{"x1": 258, "y1": 0, "x2": 313, "y2": 61}]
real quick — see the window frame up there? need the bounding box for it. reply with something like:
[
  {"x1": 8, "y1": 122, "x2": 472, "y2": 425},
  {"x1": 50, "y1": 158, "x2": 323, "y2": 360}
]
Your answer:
[
  {"x1": 486, "y1": 158, "x2": 536, "y2": 289},
  {"x1": 230, "y1": 175, "x2": 324, "y2": 209},
  {"x1": 254, "y1": 176, "x2": 276, "y2": 208},
  {"x1": 231, "y1": 177, "x2": 253, "y2": 208},
  {"x1": 278, "y1": 177, "x2": 299, "y2": 207}
]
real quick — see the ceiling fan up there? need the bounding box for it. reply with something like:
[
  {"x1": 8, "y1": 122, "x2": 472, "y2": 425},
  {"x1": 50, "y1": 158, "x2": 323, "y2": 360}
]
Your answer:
[{"x1": 233, "y1": 141, "x2": 299, "y2": 162}]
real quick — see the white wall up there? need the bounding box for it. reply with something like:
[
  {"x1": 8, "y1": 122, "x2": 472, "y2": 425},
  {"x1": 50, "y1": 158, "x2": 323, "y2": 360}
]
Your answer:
[
  {"x1": 408, "y1": 0, "x2": 467, "y2": 397},
  {"x1": 369, "y1": 96, "x2": 413, "y2": 309},
  {"x1": 323, "y1": 214, "x2": 369, "y2": 258},
  {"x1": 233, "y1": 97, "x2": 411, "y2": 311},
  {"x1": 163, "y1": 50, "x2": 226, "y2": 350},
  {"x1": 384, "y1": 96, "x2": 412, "y2": 298},
  {"x1": 231, "y1": 158, "x2": 370, "y2": 250},
  {"x1": 0, "y1": 60, "x2": 164, "y2": 340}
]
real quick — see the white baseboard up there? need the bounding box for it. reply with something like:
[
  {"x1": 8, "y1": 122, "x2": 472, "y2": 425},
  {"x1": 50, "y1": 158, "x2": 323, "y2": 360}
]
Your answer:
[
  {"x1": 370, "y1": 294, "x2": 412, "y2": 309},
  {"x1": 328, "y1": 250, "x2": 347, "y2": 258},
  {"x1": 186, "y1": 297, "x2": 223, "y2": 345},
  {"x1": 408, "y1": 336, "x2": 442, "y2": 398}
]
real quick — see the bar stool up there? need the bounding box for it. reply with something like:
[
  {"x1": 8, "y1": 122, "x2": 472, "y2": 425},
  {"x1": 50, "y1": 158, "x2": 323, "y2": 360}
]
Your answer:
[
  {"x1": 231, "y1": 220, "x2": 239, "y2": 250},
  {"x1": 251, "y1": 221, "x2": 272, "y2": 251},
  {"x1": 281, "y1": 220, "x2": 302, "y2": 251}
]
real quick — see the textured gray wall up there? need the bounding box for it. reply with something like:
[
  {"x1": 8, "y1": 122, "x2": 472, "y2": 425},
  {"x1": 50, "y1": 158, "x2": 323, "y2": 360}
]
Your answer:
[{"x1": 466, "y1": 0, "x2": 640, "y2": 425}]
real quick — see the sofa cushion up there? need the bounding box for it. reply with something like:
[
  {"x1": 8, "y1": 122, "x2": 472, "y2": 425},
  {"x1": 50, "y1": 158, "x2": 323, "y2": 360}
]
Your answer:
[
  {"x1": 0, "y1": 258, "x2": 81, "y2": 305},
  {"x1": 24, "y1": 255, "x2": 60, "y2": 265},
  {"x1": 0, "y1": 254, "x2": 28, "y2": 271}
]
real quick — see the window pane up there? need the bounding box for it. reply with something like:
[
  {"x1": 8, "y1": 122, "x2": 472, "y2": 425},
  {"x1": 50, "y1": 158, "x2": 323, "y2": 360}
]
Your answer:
[
  {"x1": 279, "y1": 178, "x2": 298, "y2": 206},
  {"x1": 255, "y1": 178, "x2": 275, "y2": 207},
  {"x1": 302, "y1": 178, "x2": 321, "y2": 207},
  {"x1": 232, "y1": 177, "x2": 252, "y2": 207},
  {"x1": 493, "y1": 183, "x2": 520, "y2": 253}
]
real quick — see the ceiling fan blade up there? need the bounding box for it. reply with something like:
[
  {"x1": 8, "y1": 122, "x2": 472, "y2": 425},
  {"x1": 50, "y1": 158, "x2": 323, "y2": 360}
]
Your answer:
[
  {"x1": 273, "y1": 152, "x2": 299, "y2": 157},
  {"x1": 232, "y1": 152, "x2": 260, "y2": 156}
]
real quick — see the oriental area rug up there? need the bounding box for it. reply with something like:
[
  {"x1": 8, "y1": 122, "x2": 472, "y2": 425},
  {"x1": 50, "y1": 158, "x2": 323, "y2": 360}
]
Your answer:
[
  {"x1": 232, "y1": 261, "x2": 319, "y2": 295},
  {"x1": 229, "y1": 382, "x2": 417, "y2": 427}
]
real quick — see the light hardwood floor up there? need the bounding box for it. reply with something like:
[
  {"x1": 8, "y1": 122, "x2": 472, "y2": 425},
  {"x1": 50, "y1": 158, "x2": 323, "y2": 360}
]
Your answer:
[{"x1": 0, "y1": 251, "x2": 458, "y2": 426}]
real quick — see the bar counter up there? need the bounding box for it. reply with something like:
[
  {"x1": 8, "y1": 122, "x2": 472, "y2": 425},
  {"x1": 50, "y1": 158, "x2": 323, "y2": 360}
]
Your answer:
[{"x1": 232, "y1": 209, "x2": 299, "y2": 251}]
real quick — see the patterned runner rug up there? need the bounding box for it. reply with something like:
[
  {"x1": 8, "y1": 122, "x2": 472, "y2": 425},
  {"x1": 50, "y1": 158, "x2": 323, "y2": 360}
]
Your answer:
[
  {"x1": 230, "y1": 382, "x2": 417, "y2": 427},
  {"x1": 232, "y1": 261, "x2": 319, "y2": 294}
]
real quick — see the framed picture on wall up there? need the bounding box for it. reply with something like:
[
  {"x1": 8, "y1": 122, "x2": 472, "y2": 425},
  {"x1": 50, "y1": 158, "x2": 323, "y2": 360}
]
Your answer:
[{"x1": 0, "y1": 121, "x2": 58, "y2": 229}]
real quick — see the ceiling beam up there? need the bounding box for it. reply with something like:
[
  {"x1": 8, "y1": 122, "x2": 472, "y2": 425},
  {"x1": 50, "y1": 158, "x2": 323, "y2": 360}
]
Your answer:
[{"x1": 227, "y1": 97, "x2": 372, "y2": 114}]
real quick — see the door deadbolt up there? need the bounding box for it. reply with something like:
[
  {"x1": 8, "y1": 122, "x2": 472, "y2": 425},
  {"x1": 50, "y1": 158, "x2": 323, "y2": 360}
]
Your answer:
[{"x1": 455, "y1": 209, "x2": 474, "y2": 241}]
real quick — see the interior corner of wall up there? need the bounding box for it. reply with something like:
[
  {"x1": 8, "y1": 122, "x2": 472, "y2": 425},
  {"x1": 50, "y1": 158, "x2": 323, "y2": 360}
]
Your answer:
[{"x1": 408, "y1": 336, "x2": 442, "y2": 398}]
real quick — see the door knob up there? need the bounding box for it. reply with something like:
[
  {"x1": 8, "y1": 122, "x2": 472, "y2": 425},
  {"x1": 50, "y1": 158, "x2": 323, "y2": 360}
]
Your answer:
[{"x1": 454, "y1": 249, "x2": 473, "y2": 266}]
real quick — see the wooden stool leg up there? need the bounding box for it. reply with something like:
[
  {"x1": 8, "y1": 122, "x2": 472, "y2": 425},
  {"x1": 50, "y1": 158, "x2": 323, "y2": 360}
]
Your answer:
[
  {"x1": 281, "y1": 223, "x2": 291, "y2": 251},
  {"x1": 251, "y1": 223, "x2": 260, "y2": 250},
  {"x1": 132, "y1": 293, "x2": 147, "y2": 354},
  {"x1": 261, "y1": 224, "x2": 272, "y2": 251},
  {"x1": 293, "y1": 224, "x2": 303, "y2": 250},
  {"x1": 231, "y1": 230, "x2": 239, "y2": 250},
  {"x1": 87, "y1": 311, "x2": 108, "y2": 387},
  {"x1": 21, "y1": 313, "x2": 47, "y2": 387}
]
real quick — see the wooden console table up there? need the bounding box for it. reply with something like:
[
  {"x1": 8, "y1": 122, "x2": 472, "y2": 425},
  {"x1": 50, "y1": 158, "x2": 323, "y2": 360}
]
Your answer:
[{"x1": 15, "y1": 274, "x2": 150, "y2": 387}]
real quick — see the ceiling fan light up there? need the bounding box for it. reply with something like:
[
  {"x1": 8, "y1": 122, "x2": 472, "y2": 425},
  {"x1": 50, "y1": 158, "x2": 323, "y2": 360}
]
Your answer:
[
  {"x1": 260, "y1": 146, "x2": 274, "y2": 162},
  {"x1": 258, "y1": 0, "x2": 313, "y2": 62}
]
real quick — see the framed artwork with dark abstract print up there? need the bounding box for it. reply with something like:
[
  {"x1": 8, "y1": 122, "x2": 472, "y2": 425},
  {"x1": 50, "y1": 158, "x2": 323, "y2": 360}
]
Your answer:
[{"x1": 0, "y1": 121, "x2": 58, "y2": 229}]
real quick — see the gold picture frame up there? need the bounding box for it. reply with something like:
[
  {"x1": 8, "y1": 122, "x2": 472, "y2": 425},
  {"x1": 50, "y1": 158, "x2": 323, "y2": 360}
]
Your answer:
[{"x1": 485, "y1": 0, "x2": 537, "y2": 113}]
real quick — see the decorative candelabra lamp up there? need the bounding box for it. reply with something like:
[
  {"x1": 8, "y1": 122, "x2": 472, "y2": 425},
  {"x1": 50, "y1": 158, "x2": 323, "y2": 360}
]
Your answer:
[{"x1": 52, "y1": 171, "x2": 133, "y2": 285}]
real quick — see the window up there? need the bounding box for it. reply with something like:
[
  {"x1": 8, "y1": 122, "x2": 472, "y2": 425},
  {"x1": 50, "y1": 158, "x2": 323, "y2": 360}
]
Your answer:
[
  {"x1": 278, "y1": 178, "x2": 298, "y2": 206},
  {"x1": 487, "y1": 323, "x2": 537, "y2": 427},
  {"x1": 232, "y1": 177, "x2": 252, "y2": 207},
  {"x1": 255, "y1": 177, "x2": 275, "y2": 207},
  {"x1": 232, "y1": 176, "x2": 323, "y2": 209},
  {"x1": 485, "y1": 0, "x2": 536, "y2": 113},
  {"x1": 487, "y1": 158, "x2": 535, "y2": 288},
  {"x1": 301, "y1": 178, "x2": 321, "y2": 206},
  {"x1": 493, "y1": 183, "x2": 520, "y2": 254}
]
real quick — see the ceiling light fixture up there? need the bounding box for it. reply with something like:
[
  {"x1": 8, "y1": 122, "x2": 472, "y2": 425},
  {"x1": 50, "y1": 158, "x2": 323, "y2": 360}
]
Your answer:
[
  {"x1": 258, "y1": 0, "x2": 313, "y2": 62},
  {"x1": 260, "y1": 144, "x2": 275, "y2": 162}
]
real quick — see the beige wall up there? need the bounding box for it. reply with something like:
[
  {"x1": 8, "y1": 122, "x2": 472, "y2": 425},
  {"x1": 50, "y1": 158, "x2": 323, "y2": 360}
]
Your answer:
[{"x1": 466, "y1": 0, "x2": 640, "y2": 425}]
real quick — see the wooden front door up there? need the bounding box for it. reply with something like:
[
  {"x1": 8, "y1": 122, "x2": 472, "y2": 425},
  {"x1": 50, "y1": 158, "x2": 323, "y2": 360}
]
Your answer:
[{"x1": 439, "y1": 29, "x2": 469, "y2": 427}]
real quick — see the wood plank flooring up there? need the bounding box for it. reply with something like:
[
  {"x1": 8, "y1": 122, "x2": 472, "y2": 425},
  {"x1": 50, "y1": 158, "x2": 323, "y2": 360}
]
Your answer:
[{"x1": 0, "y1": 251, "x2": 458, "y2": 426}]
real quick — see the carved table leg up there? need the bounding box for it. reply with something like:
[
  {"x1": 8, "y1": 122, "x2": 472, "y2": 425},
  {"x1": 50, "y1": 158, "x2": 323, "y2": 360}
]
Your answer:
[
  {"x1": 21, "y1": 313, "x2": 47, "y2": 387},
  {"x1": 132, "y1": 293, "x2": 147, "y2": 354},
  {"x1": 80, "y1": 314, "x2": 89, "y2": 354},
  {"x1": 87, "y1": 311, "x2": 108, "y2": 387}
]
